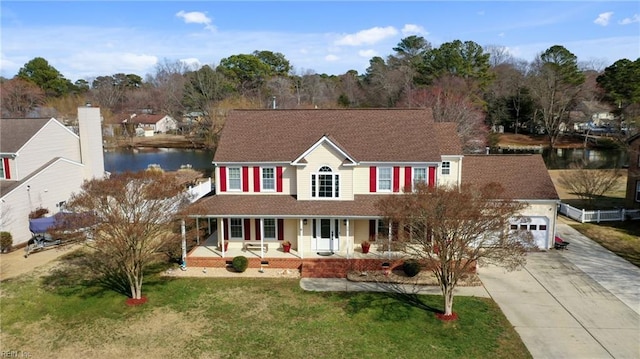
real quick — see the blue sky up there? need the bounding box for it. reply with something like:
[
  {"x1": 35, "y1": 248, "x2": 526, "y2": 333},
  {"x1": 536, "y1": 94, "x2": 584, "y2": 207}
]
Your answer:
[{"x1": 1, "y1": 1, "x2": 639, "y2": 82}]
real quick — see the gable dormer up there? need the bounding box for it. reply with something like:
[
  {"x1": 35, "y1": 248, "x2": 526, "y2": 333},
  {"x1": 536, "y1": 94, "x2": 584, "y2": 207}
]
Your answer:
[{"x1": 294, "y1": 135, "x2": 357, "y2": 201}]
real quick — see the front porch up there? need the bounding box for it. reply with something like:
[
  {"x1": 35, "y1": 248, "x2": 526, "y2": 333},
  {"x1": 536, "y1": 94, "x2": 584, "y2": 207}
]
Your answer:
[{"x1": 186, "y1": 232, "x2": 409, "y2": 278}]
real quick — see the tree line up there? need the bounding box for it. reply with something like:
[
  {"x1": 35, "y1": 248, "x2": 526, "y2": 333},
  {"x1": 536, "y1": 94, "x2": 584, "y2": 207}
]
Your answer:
[{"x1": 1, "y1": 37, "x2": 638, "y2": 151}]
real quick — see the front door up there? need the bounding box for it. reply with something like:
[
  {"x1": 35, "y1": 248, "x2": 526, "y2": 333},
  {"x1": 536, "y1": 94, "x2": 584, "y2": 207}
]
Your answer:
[{"x1": 313, "y1": 219, "x2": 339, "y2": 252}]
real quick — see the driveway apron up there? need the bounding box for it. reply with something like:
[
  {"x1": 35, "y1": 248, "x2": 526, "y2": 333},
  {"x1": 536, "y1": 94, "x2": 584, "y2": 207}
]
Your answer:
[{"x1": 479, "y1": 223, "x2": 640, "y2": 359}]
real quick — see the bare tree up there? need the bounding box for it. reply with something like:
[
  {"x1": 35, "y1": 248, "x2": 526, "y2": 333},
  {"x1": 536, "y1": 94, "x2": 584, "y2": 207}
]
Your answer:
[
  {"x1": 0, "y1": 78, "x2": 45, "y2": 117},
  {"x1": 528, "y1": 45, "x2": 585, "y2": 148},
  {"x1": 55, "y1": 171, "x2": 190, "y2": 300},
  {"x1": 558, "y1": 161, "x2": 622, "y2": 209},
  {"x1": 376, "y1": 183, "x2": 533, "y2": 318},
  {"x1": 407, "y1": 76, "x2": 488, "y2": 153}
]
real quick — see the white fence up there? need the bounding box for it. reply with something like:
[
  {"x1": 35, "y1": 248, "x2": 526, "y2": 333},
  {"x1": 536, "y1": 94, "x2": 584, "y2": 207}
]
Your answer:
[
  {"x1": 558, "y1": 202, "x2": 640, "y2": 223},
  {"x1": 188, "y1": 178, "x2": 212, "y2": 203}
]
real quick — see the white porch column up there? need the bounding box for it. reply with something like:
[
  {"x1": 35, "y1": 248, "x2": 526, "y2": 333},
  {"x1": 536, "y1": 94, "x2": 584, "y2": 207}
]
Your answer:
[
  {"x1": 299, "y1": 218, "x2": 304, "y2": 259},
  {"x1": 220, "y1": 218, "x2": 226, "y2": 257},
  {"x1": 196, "y1": 218, "x2": 200, "y2": 245},
  {"x1": 345, "y1": 219, "x2": 351, "y2": 259},
  {"x1": 260, "y1": 218, "x2": 265, "y2": 259},
  {"x1": 388, "y1": 222, "x2": 392, "y2": 260}
]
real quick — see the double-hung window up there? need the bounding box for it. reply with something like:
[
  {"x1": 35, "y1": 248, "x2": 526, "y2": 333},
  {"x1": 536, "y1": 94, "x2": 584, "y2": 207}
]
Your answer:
[
  {"x1": 263, "y1": 218, "x2": 276, "y2": 239},
  {"x1": 0, "y1": 159, "x2": 5, "y2": 179},
  {"x1": 441, "y1": 162, "x2": 450, "y2": 175},
  {"x1": 413, "y1": 167, "x2": 427, "y2": 189},
  {"x1": 311, "y1": 166, "x2": 339, "y2": 198},
  {"x1": 228, "y1": 167, "x2": 241, "y2": 191},
  {"x1": 262, "y1": 167, "x2": 275, "y2": 191},
  {"x1": 378, "y1": 167, "x2": 392, "y2": 192},
  {"x1": 230, "y1": 218, "x2": 243, "y2": 239}
]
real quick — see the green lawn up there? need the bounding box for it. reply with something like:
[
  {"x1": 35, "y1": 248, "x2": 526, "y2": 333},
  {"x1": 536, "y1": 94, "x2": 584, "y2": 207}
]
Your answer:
[{"x1": 0, "y1": 257, "x2": 531, "y2": 359}]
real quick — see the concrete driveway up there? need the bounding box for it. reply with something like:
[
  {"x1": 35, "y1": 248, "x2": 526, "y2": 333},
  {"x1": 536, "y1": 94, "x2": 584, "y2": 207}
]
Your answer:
[{"x1": 479, "y1": 223, "x2": 640, "y2": 359}]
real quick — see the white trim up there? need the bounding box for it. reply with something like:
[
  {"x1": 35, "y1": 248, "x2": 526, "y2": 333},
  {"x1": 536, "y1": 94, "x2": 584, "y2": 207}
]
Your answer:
[
  {"x1": 310, "y1": 165, "x2": 341, "y2": 199},
  {"x1": 229, "y1": 218, "x2": 244, "y2": 239},
  {"x1": 291, "y1": 136, "x2": 358, "y2": 165},
  {"x1": 412, "y1": 167, "x2": 427, "y2": 190}
]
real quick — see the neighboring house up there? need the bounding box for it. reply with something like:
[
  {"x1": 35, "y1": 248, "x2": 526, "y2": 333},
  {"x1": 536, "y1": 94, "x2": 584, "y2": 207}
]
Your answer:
[
  {"x1": 125, "y1": 113, "x2": 177, "y2": 136},
  {"x1": 625, "y1": 133, "x2": 640, "y2": 208},
  {"x1": 189, "y1": 109, "x2": 559, "y2": 262},
  {"x1": 0, "y1": 106, "x2": 105, "y2": 246}
]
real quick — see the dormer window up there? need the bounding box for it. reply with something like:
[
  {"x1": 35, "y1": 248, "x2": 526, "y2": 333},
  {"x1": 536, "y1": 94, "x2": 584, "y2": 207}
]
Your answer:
[{"x1": 311, "y1": 166, "x2": 340, "y2": 198}]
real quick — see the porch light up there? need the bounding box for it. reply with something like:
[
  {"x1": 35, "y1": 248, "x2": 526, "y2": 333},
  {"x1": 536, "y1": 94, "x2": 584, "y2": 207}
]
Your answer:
[
  {"x1": 303, "y1": 219, "x2": 308, "y2": 225},
  {"x1": 343, "y1": 219, "x2": 347, "y2": 225}
]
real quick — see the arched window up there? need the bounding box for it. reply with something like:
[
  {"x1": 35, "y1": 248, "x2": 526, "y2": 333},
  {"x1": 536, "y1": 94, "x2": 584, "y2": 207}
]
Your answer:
[{"x1": 311, "y1": 166, "x2": 340, "y2": 198}]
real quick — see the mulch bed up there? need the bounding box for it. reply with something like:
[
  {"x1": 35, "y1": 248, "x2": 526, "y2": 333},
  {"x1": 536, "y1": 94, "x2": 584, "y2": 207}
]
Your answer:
[
  {"x1": 346, "y1": 269, "x2": 481, "y2": 286},
  {"x1": 125, "y1": 296, "x2": 148, "y2": 306}
]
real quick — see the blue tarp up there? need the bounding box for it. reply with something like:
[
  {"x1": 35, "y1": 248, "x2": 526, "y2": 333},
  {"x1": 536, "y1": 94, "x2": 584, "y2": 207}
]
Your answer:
[{"x1": 29, "y1": 216, "x2": 57, "y2": 234}]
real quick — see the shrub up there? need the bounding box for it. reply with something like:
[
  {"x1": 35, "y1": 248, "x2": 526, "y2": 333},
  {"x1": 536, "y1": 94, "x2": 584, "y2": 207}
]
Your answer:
[
  {"x1": 0, "y1": 232, "x2": 13, "y2": 252},
  {"x1": 403, "y1": 259, "x2": 421, "y2": 277},
  {"x1": 232, "y1": 256, "x2": 249, "y2": 273}
]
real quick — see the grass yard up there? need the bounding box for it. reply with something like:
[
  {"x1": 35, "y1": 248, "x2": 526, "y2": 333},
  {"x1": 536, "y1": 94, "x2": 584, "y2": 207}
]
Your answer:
[{"x1": 0, "y1": 255, "x2": 531, "y2": 359}]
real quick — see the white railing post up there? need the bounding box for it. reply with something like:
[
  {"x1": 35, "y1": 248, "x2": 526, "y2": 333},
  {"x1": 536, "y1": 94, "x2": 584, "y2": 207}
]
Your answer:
[
  {"x1": 621, "y1": 209, "x2": 626, "y2": 221},
  {"x1": 581, "y1": 208, "x2": 585, "y2": 223}
]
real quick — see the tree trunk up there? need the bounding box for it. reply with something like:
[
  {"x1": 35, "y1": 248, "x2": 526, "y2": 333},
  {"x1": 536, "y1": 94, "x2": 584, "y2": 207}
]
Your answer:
[{"x1": 443, "y1": 285, "x2": 455, "y2": 316}]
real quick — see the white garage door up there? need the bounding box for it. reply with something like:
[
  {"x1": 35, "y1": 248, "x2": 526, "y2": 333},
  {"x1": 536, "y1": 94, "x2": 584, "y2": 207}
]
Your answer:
[{"x1": 511, "y1": 217, "x2": 550, "y2": 249}]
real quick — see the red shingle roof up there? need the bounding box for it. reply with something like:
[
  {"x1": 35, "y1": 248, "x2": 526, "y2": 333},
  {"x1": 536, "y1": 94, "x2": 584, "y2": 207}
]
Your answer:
[
  {"x1": 214, "y1": 109, "x2": 462, "y2": 163},
  {"x1": 461, "y1": 154, "x2": 559, "y2": 200}
]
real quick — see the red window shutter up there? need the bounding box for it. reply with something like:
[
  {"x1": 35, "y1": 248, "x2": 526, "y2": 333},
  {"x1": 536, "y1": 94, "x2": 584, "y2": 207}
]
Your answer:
[
  {"x1": 369, "y1": 167, "x2": 376, "y2": 192},
  {"x1": 253, "y1": 167, "x2": 260, "y2": 192},
  {"x1": 243, "y1": 218, "x2": 250, "y2": 241},
  {"x1": 242, "y1": 167, "x2": 249, "y2": 192},
  {"x1": 222, "y1": 218, "x2": 229, "y2": 240},
  {"x1": 404, "y1": 167, "x2": 412, "y2": 191},
  {"x1": 3, "y1": 158, "x2": 10, "y2": 179},
  {"x1": 428, "y1": 166, "x2": 436, "y2": 188},
  {"x1": 277, "y1": 219, "x2": 284, "y2": 240},
  {"x1": 276, "y1": 167, "x2": 283, "y2": 192},
  {"x1": 369, "y1": 220, "x2": 376, "y2": 241},
  {"x1": 219, "y1": 166, "x2": 227, "y2": 192},
  {"x1": 393, "y1": 166, "x2": 400, "y2": 192},
  {"x1": 255, "y1": 219, "x2": 261, "y2": 241}
]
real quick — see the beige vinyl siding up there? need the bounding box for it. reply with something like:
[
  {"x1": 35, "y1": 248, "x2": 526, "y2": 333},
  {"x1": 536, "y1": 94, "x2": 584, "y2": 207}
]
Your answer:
[
  {"x1": 353, "y1": 219, "x2": 371, "y2": 244},
  {"x1": 16, "y1": 120, "x2": 81, "y2": 180},
  {"x1": 438, "y1": 156, "x2": 462, "y2": 187},
  {"x1": 296, "y1": 142, "x2": 354, "y2": 200}
]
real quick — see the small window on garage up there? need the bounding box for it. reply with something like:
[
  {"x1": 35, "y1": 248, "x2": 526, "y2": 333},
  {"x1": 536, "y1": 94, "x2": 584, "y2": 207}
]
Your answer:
[
  {"x1": 530, "y1": 225, "x2": 537, "y2": 230},
  {"x1": 510, "y1": 224, "x2": 518, "y2": 230},
  {"x1": 520, "y1": 224, "x2": 528, "y2": 230},
  {"x1": 539, "y1": 225, "x2": 547, "y2": 230}
]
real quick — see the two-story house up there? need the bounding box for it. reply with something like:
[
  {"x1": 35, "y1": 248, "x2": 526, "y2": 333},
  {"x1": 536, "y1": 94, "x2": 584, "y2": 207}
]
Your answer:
[
  {"x1": 188, "y1": 109, "x2": 559, "y2": 269},
  {"x1": 0, "y1": 106, "x2": 105, "y2": 246}
]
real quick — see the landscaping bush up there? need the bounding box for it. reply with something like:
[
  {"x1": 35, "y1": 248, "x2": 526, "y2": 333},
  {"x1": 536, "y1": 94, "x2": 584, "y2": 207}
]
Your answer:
[
  {"x1": 0, "y1": 232, "x2": 12, "y2": 253},
  {"x1": 232, "y1": 256, "x2": 249, "y2": 272},
  {"x1": 403, "y1": 259, "x2": 421, "y2": 277}
]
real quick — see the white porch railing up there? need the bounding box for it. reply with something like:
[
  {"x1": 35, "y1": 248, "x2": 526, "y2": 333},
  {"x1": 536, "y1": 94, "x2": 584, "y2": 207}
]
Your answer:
[
  {"x1": 188, "y1": 178, "x2": 212, "y2": 203},
  {"x1": 558, "y1": 202, "x2": 640, "y2": 223}
]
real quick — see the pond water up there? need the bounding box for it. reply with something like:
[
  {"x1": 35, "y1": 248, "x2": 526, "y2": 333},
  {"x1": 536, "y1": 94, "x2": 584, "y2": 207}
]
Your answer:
[
  {"x1": 103, "y1": 146, "x2": 627, "y2": 176},
  {"x1": 493, "y1": 147, "x2": 628, "y2": 169},
  {"x1": 104, "y1": 148, "x2": 215, "y2": 177}
]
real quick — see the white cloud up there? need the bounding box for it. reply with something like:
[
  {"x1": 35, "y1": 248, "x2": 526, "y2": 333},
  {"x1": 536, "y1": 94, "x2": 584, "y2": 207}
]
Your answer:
[
  {"x1": 358, "y1": 49, "x2": 377, "y2": 57},
  {"x1": 498, "y1": 32, "x2": 505, "y2": 38},
  {"x1": 594, "y1": 12, "x2": 613, "y2": 26},
  {"x1": 619, "y1": 14, "x2": 640, "y2": 25},
  {"x1": 334, "y1": 26, "x2": 398, "y2": 46},
  {"x1": 325, "y1": 54, "x2": 339, "y2": 61},
  {"x1": 401, "y1": 24, "x2": 428, "y2": 36},
  {"x1": 176, "y1": 11, "x2": 215, "y2": 31}
]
